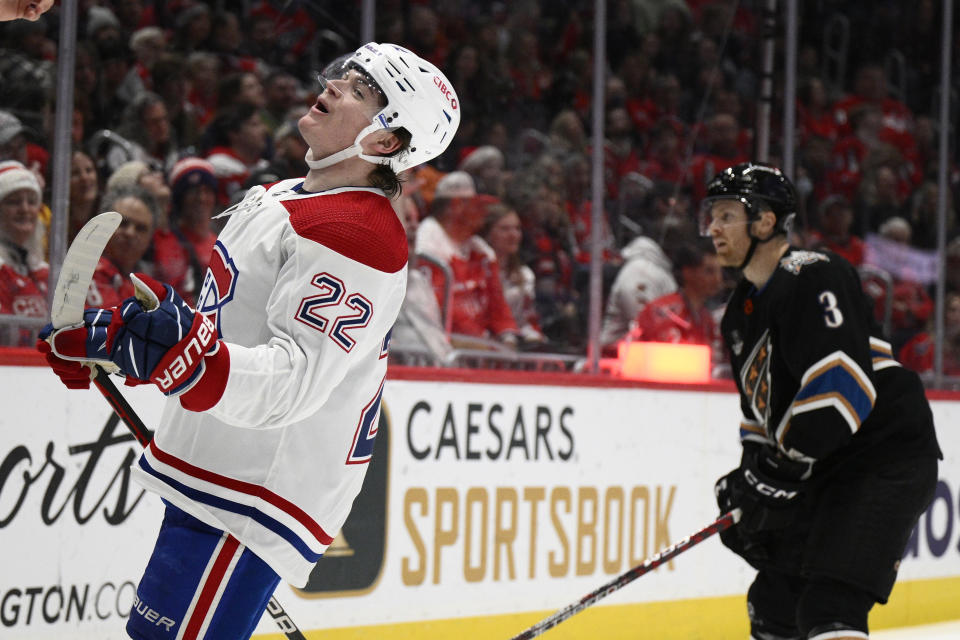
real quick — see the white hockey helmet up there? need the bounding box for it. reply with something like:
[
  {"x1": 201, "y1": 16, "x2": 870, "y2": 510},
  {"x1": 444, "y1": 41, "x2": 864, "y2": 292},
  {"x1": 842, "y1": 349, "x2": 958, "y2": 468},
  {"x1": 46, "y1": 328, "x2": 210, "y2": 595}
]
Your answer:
[{"x1": 305, "y1": 42, "x2": 461, "y2": 173}]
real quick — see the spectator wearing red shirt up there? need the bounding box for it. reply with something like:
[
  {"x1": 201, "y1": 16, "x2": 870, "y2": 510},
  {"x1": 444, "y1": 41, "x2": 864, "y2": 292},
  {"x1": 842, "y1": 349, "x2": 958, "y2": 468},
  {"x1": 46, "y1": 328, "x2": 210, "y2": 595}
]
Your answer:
[
  {"x1": 899, "y1": 292, "x2": 960, "y2": 376},
  {"x1": 617, "y1": 51, "x2": 656, "y2": 136},
  {"x1": 828, "y1": 104, "x2": 915, "y2": 202},
  {"x1": 407, "y1": 4, "x2": 450, "y2": 68},
  {"x1": 602, "y1": 105, "x2": 642, "y2": 200},
  {"x1": 563, "y1": 152, "x2": 618, "y2": 266},
  {"x1": 203, "y1": 102, "x2": 269, "y2": 206},
  {"x1": 153, "y1": 158, "x2": 219, "y2": 305},
  {"x1": 798, "y1": 76, "x2": 841, "y2": 144},
  {"x1": 645, "y1": 73, "x2": 685, "y2": 127},
  {"x1": 0, "y1": 161, "x2": 47, "y2": 346},
  {"x1": 247, "y1": 1, "x2": 318, "y2": 68},
  {"x1": 415, "y1": 171, "x2": 518, "y2": 347},
  {"x1": 688, "y1": 113, "x2": 748, "y2": 201},
  {"x1": 833, "y1": 63, "x2": 917, "y2": 158},
  {"x1": 808, "y1": 194, "x2": 865, "y2": 266},
  {"x1": 515, "y1": 180, "x2": 580, "y2": 348},
  {"x1": 627, "y1": 241, "x2": 723, "y2": 361},
  {"x1": 637, "y1": 118, "x2": 686, "y2": 186},
  {"x1": 86, "y1": 186, "x2": 157, "y2": 308}
]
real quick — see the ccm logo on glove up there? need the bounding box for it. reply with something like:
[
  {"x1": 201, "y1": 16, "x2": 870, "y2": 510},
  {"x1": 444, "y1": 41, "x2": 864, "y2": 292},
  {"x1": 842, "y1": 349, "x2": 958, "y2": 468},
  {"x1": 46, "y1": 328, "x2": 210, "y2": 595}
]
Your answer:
[{"x1": 743, "y1": 468, "x2": 800, "y2": 501}]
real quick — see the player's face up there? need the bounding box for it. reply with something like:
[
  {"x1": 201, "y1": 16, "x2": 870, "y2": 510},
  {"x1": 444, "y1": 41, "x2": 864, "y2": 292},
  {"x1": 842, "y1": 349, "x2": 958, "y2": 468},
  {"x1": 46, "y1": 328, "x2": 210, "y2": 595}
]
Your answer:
[
  {"x1": 705, "y1": 199, "x2": 752, "y2": 267},
  {"x1": 299, "y1": 68, "x2": 386, "y2": 161}
]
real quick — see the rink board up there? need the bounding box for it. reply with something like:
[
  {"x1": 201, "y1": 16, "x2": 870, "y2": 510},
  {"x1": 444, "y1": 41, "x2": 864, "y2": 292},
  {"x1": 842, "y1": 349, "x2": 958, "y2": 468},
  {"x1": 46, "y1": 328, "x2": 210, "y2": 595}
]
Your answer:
[{"x1": 0, "y1": 359, "x2": 957, "y2": 639}]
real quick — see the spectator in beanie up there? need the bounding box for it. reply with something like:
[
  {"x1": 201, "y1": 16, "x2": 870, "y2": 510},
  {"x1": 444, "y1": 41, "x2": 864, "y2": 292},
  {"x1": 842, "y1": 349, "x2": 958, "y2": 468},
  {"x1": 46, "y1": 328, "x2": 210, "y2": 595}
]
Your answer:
[
  {"x1": 0, "y1": 160, "x2": 47, "y2": 345},
  {"x1": 153, "y1": 158, "x2": 219, "y2": 304},
  {"x1": 0, "y1": 110, "x2": 31, "y2": 166}
]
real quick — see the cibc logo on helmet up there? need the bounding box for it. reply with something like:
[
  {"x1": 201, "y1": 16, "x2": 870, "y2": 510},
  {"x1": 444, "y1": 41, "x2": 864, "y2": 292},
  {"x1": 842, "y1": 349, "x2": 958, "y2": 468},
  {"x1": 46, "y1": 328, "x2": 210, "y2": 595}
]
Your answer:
[{"x1": 433, "y1": 76, "x2": 458, "y2": 110}]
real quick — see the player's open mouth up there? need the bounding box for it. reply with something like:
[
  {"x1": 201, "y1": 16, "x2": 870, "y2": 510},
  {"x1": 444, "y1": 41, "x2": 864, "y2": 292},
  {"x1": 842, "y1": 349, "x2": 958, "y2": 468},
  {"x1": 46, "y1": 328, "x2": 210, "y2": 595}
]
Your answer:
[{"x1": 315, "y1": 98, "x2": 328, "y2": 114}]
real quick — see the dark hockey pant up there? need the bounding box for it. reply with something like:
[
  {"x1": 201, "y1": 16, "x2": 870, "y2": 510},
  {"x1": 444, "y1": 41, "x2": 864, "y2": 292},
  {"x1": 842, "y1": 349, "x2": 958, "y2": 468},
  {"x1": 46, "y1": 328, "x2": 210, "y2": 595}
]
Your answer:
[{"x1": 746, "y1": 454, "x2": 938, "y2": 639}]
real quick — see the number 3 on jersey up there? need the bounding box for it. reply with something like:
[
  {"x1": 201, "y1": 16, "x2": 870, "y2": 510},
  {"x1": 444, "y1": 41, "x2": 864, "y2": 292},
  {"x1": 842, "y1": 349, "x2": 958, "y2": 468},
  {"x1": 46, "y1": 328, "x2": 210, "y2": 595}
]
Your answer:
[
  {"x1": 296, "y1": 272, "x2": 373, "y2": 352},
  {"x1": 818, "y1": 290, "x2": 844, "y2": 328}
]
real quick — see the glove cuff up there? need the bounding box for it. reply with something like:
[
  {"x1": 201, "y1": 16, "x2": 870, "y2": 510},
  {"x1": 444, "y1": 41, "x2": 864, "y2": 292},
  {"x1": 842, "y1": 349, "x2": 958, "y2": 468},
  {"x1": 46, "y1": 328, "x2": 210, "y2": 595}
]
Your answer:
[
  {"x1": 149, "y1": 312, "x2": 218, "y2": 394},
  {"x1": 179, "y1": 341, "x2": 230, "y2": 412}
]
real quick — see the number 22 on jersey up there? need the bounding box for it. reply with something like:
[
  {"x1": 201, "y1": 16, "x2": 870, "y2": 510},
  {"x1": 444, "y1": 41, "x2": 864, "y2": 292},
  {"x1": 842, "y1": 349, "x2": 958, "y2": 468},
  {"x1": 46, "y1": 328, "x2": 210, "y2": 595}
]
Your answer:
[{"x1": 296, "y1": 272, "x2": 374, "y2": 352}]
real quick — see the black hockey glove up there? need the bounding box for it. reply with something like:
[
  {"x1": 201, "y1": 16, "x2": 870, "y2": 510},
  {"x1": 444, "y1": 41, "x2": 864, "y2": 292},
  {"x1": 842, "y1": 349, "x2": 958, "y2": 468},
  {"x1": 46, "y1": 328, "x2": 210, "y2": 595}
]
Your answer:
[
  {"x1": 716, "y1": 443, "x2": 810, "y2": 534},
  {"x1": 714, "y1": 444, "x2": 810, "y2": 568}
]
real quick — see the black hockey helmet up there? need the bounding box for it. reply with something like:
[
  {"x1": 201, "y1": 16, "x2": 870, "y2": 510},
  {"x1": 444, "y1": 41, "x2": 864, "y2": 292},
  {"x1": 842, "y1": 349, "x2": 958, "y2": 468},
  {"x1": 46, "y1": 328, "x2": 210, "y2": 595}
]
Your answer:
[{"x1": 699, "y1": 162, "x2": 797, "y2": 237}]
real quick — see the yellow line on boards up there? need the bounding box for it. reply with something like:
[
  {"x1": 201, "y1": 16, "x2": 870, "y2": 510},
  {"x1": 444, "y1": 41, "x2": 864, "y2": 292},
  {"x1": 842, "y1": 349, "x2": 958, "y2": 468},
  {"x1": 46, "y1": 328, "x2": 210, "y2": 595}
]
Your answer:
[{"x1": 254, "y1": 576, "x2": 960, "y2": 640}]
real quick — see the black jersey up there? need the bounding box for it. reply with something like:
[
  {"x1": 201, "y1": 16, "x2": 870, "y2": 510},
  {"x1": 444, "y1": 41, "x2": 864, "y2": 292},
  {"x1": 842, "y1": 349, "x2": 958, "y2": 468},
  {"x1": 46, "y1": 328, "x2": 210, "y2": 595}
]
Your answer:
[{"x1": 721, "y1": 247, "x2": 941, "y2": 468}]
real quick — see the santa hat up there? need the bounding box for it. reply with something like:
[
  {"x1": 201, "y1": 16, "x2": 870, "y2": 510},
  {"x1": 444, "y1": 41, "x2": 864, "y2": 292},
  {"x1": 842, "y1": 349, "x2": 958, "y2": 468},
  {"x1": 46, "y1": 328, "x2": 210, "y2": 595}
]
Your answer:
[
  {"x1": 0, "y1": 160, "x2": 41, "y2": 203},
  {"x1": 0, "y1": 111, "x2": 27, "y2": 146},
  {"x1": 168, "y1": 157, "x2": 217, "y2": 208}
]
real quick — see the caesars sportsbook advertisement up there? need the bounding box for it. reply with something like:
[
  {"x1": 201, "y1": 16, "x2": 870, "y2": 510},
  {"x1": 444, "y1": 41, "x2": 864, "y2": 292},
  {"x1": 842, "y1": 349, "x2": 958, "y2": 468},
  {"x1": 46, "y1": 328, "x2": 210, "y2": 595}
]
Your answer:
[{"x1": 1, "y1": 363, "x2": 959, "y2": 639}]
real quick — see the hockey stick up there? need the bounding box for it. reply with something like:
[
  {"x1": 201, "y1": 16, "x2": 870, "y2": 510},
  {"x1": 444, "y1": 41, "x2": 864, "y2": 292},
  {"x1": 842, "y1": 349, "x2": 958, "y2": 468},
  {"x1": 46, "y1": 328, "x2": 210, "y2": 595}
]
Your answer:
[
  {"x1": 507, "y1": 508, "x2": 741, "y2": 640},
  {"x1": 47, "y1": 212, "x2": 157, "y2": 446},
  {"x1": 49, "y1": 213, "x2": 307, "y2": 640}
]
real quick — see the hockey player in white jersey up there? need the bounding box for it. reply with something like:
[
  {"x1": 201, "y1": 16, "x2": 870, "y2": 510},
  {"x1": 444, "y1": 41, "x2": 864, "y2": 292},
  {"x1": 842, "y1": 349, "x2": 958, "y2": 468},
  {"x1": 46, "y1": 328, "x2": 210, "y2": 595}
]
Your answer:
[{"x1": 39, "y1": 43, "x2": 460, "y2": 639}]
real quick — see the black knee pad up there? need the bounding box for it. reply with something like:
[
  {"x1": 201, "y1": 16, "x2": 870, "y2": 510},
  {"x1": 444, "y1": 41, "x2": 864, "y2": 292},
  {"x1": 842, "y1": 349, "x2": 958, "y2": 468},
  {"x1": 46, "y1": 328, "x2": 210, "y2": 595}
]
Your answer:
[
  {"x1": 748, "y1": 571, "x2": 804, "y2": 639},
  {"x1": 797, "y1": 577, "x2": 874, "y2": 638}
]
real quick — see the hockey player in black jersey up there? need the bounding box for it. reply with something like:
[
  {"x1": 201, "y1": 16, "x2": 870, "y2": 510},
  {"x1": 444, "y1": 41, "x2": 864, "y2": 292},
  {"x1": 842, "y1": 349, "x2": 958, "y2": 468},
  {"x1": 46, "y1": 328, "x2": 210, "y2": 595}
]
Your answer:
[{"x1": 702, "y1": 162, "x2": 941, "y2": 640}]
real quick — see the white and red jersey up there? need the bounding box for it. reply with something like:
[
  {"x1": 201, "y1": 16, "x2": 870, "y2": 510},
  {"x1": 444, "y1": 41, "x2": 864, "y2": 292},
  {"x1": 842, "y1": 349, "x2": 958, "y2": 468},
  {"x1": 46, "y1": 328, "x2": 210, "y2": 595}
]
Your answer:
[
  {"x1": 130, "y1": 179, "x2": 408, "y2": 587},
  {"x1": 415, "y1": 216, "x2": 517, "y2": 339},
  {"x1": 0, "y1": 251, "x2": 47, "y2": 346}
]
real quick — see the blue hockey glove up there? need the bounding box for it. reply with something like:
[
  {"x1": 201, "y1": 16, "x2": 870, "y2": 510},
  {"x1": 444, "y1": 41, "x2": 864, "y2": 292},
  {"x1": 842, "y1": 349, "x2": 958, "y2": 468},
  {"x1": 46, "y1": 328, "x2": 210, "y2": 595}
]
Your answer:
[{"x1": 46, "y1": 273, "x2": 229, "y2": 408}]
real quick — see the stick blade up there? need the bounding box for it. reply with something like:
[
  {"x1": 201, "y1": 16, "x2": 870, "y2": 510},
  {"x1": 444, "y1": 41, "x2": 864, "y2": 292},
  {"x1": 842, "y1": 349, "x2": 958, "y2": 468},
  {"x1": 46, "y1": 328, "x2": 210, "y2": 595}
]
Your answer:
[{"x1": 50, "y1": 211, "x2": 122, "y2": 328}]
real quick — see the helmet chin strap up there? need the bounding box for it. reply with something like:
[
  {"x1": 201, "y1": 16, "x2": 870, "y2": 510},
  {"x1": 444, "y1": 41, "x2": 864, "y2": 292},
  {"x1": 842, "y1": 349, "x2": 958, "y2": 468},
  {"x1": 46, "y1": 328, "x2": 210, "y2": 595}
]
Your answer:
[
  {"x1": 304, "y1": 145, "x2": 361, "y2": 170},
  {"x1": 737, "y1": 236, "x2": 760, "y2": 271},
  {"x1": 737, "y1": 226, "x2": 780, "y2": 271},
  {"x1": 304, "y1": 121, "x2": 390, "y2": 171}
]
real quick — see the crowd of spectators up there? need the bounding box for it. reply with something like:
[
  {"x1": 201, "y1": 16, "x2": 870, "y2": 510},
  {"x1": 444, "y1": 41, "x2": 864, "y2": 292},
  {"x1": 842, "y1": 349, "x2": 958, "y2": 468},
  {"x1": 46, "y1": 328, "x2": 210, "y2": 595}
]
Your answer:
[{"x1": 0, "y1": 0, "x2": 958, "y2": 379}]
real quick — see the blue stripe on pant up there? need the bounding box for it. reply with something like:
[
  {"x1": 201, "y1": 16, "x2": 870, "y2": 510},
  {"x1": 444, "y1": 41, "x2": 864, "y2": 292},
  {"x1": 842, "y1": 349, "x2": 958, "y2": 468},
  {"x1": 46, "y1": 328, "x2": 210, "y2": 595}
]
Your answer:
[{"x1": 127, "y1": 502, "x2": 281, "y2": 640}]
